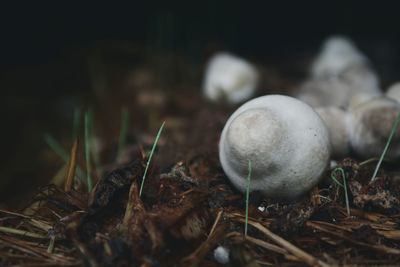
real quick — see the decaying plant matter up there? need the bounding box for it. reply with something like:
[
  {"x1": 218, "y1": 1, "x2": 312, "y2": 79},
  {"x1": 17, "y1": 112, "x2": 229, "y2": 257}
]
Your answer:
[
  {"x1": 1, "y1": 41, "x2": 400, "y2": 266},
  {"x1": 2, "y1": 154, "x2": 400, "y2": 266}
]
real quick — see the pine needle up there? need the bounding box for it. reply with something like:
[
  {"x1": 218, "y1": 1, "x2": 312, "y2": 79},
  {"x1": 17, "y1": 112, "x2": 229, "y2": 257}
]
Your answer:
[
  {"x1": 0, "y1": 226, "x2": 46, "y2": 239},
  {"x1": 139, "y1": 121, "x2": 165, "y2": 197},
  {"x1": 64, "y1": 138, "x2": 79, "y2": 192},
  {"x1": 47, "y1": 235, "x2": 55, "y2": 253},
  {"x1": 44, "y1": 132, "x2": 85, "y2": 181}
]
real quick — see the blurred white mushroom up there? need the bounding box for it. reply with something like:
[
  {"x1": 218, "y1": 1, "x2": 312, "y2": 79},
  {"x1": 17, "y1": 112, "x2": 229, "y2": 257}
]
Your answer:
[
  {"x1": 386, "y1": 82, "x2": 400, "y2": 103},
  {"x1": 310, "y1": 36, "x2": 368, "y2": 78},
  {"x1": 297, "y1": 36, "x2": 382, "y2": 109},
  {"x1": 295, "y1": 36, "x2": 400, "y2": 159},
  {"x1": 315, "y1": 106, "x2": 351, "y2": 157},
  {"x1": 298, "y1": 77, "x2": 349, "y2": 108},
  {"x1": 349, "y1": 97, "x2": 400, "y2": 158},
  {"x1": 219, "y1": 95, "x2": 331, "y2": 200},
  {"x1": 203, "y1": 52, "x2": 259, "y2": 104}
]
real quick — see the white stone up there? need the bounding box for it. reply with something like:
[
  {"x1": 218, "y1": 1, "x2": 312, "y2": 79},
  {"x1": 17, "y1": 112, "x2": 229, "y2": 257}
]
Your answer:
[
  {"x1": 219, "y1": 95, "x2": 331, "y2": 200},
  {"x1": 258, "y1": 206, "x2": 266, "y2": 212},
  {"x1": 203, "y1": 52, "x2": 259, "y2": 104},
  {"x1": 214, "y1": 246, "x2": 230, "y2": 264}
]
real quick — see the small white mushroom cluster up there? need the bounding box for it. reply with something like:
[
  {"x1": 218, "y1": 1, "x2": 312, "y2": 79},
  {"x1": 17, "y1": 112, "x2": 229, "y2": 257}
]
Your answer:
[
  {"x1": 219, "y1": 95, "x2": 331, "y2": 200},
  {"x1": 297, "y1": 36, "x2": 400, "y2": 158},
  {"x1": 298, "y1": 36, "x2": 381, "y2": 109},
  {"x1": 203, "y1": 52, "x2": 259, "y2": 104}
]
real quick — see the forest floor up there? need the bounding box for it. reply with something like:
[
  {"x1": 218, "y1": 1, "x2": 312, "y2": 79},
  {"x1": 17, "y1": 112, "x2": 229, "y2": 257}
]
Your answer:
[{"x1": 1, "y1": 42, "x2": 400, "y2": 266}]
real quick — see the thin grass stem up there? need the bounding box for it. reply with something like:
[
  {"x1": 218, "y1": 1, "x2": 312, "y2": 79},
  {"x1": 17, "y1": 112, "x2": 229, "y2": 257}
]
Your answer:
[
  {"x1": 245, "y1": 160, "x2": 252, "y2": 236},
  {"x1": 371, "y1": 113, "x2": 400, "y2": 181},
  {"x1": 331, "y1": 168, "x2": 350, "y2": 216},
  {"x1": 139, "y1": 121, "x2": 165, "y2": 197},
  {"x1": 330, "y1": 170, "x2": 344, "y2": 187}
]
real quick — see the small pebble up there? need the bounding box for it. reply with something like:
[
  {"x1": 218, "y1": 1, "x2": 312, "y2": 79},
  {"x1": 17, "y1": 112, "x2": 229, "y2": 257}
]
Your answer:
[
  {"x1": 214, "y1": 246, "x2": 230, "y2": 264},
  {"x1": 258, "y1": 206, "x2": 266, "y2": 212}
]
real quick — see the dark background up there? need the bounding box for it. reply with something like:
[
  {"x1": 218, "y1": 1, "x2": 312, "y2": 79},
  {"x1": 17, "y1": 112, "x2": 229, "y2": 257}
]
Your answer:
[
  {"x1": 2, "y1": 2, "x2": 399, "y2": 71},
  {"x1": 1, "y1": 1, "x2": 399, "y2": 207}
]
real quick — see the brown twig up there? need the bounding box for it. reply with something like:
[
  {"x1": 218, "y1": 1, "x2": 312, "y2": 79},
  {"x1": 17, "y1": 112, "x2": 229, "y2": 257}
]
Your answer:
[
  {"x1": 207, "y1": 210, "x2": 223, "y2": 239},
  {"x1": 181, "y1": 223, "x2": 228, "y2": 267},
  {"x1": 243, "y1": 219, "x2": 331, "y2": 267},
  {"x1": 307, "y1": 221, "x2": 400, "y2": 255},
  {"x1": 65, "y1": 138, "x2": 79, "y2": 192},
  {"x1": 0, "y1": 233, "x2": 75, "y2": 263},
  {"x1": 310, "y1": 186, "x2": 322, "y2": 206},
  {"x1": 0, "y1": 226, "x2": 46, "y2": 239},
  {"x1": 226, "y1": 231, "x2": 289, "y2": 255}
]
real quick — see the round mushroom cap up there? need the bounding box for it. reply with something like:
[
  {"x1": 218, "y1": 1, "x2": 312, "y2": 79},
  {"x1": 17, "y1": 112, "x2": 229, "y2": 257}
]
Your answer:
[
  {"x1": 311, "y1": 36, "x2": 368, "y2": 78},
  {"x1": 386, "y1": 82, "x2": 400, "y2": 103},
  {"x1": 297, "y1": 77, "x2": 350, "y2": 108},
  {"x1": 203, "y1": 52, "x2": 259, "y2": 104},
  {"x1": 315, "y1": 106, "x2": 351, "y2": 158},
  {"x1": 219, "y1": 95, "x2": 331, "y2": 200},
  {"x1": 349, "y1": 97, "x2": 400, "y2": 158},
  {"x1": 298, "y1": 60, "x2": 381, "y2": 109}
]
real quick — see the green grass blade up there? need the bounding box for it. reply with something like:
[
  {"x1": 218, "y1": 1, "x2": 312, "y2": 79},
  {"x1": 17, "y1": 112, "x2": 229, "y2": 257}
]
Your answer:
[
  {"x1": 331, "y1": 168, "x2": 350, "y2": 216},
  {"x1": 330, "y1": 170, "x2": 344, "y2": 187},
  {"x1": 43, "y1": 133, "x2": 69, "y2": 162},
  {"x1": 371, "y1": 112, "x2": 400, "y2": 181},
  {"x1": 139, "y1": 121, "x2": 165, "y2": 197},
  {"x1": 245, "y1": 160, "x2": 252, "y2": 236},
  {"x1": 84, "y1": 112, "x2": 92, "y2": 192},
  {"x1": 118, "y1": 107, "x2": 130, "y2": 157}
]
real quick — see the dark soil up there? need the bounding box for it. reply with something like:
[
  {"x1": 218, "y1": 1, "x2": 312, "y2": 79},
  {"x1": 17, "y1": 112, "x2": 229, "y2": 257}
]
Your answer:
[{"x1": 1, "y1": 42, "x2": 400, "y2": 266}]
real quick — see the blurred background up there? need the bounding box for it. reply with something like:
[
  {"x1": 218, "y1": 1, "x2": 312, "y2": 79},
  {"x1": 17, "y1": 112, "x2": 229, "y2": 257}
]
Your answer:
[{"x1": 1, "y1": 1, "x2": 399, "y2": 208}]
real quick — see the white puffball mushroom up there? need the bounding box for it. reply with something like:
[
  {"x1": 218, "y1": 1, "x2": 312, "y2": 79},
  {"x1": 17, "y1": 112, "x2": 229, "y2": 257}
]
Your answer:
[
  {"x1": 297, "y1": 36, "x2": 382, "y2": 109},
  {"x1": 214, "y1": 246, "x2": 230, "y2": 264},
  {"x1": 315, "y1": 106, "x2": 351, "y2": 158},
  {"x1": 297, "y1": 77, "x2": 350, "y2": 108},
  {"x1": 310, "y1": 36, "x2": 368, "y2": 78},
  {"x1": 349, "y1": 97, "x2": 400, "y2": 158},
  {"x1": 386, "y1": 82, "x2": 400, "y2": 103},
  {"x1": 203, "y1": 52, "x2": 259, "y2": 104},
  {"x1": 219, "y1": 95, "x2": 331, "y2": 200}
]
